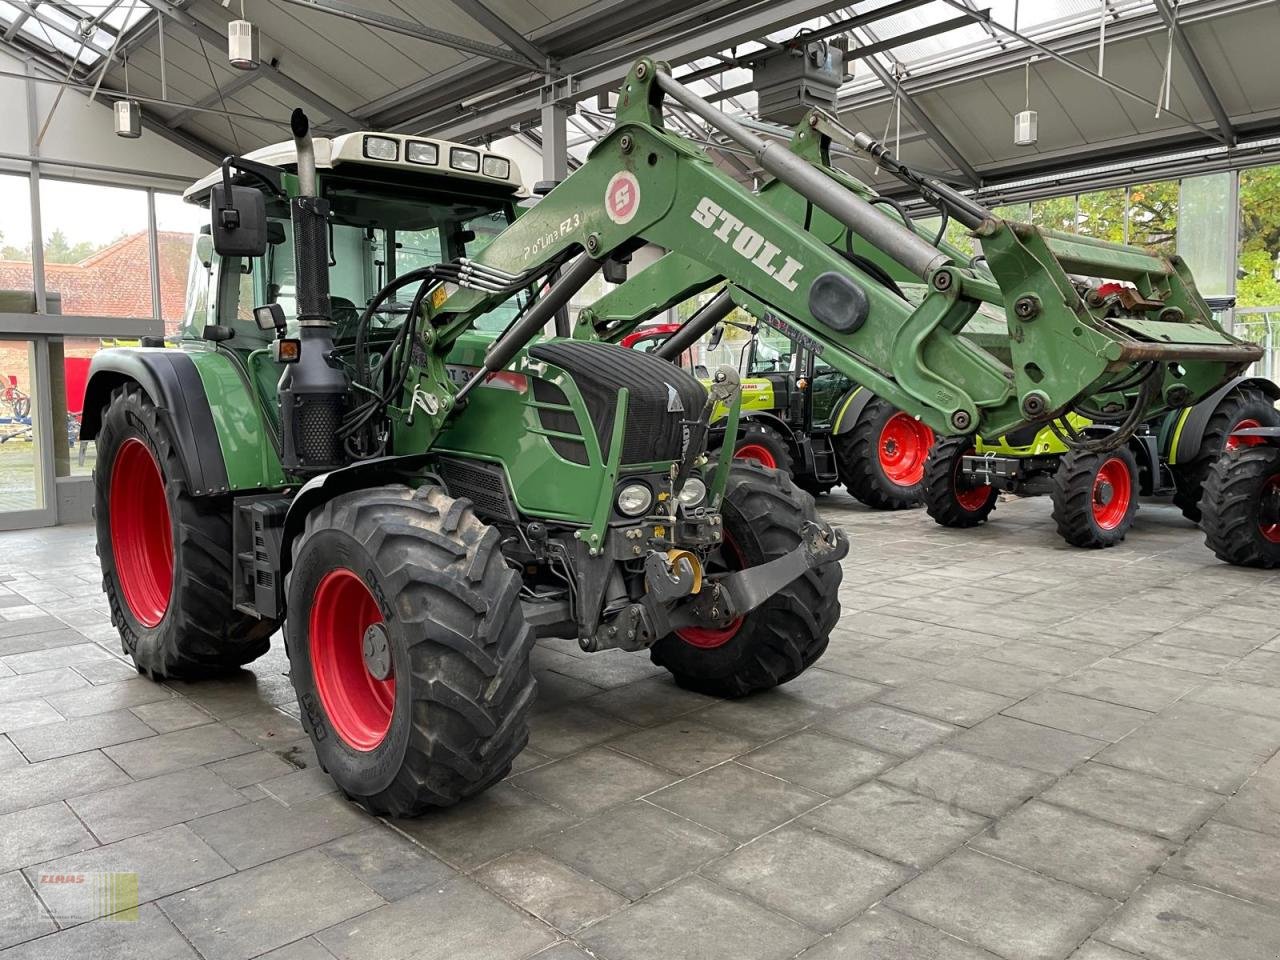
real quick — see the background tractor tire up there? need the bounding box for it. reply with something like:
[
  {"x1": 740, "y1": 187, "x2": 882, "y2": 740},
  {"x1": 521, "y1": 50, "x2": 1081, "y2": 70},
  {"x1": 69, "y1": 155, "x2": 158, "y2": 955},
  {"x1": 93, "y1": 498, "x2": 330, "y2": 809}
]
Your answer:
[
  {"x1": 286, "y1": 484, "x2": 536, "y2": 816},
  {"x1": 1199, "y1": 447, "x2": 1280, "y2": 568},
  {"x1": 835, "y1": 397, "x2": 934, "y2": 510},
  {"x1": 649, "y1": 462, "x2": 842, "y2": 698},
  {"x1": 94, "y1": 382, "x2": 276, "y2": 679},
  {"x1": 922, "y1": 435, "x2": 998, "y2": 528},
  {"x1": 1051, "y1": 446, "x2": 1139, "y2": 548},
  {"x1": 730, "y1": 422, "x2": 794, "y2": 475},
  {"x1": 1172, "y1": 386, "x2": 1280, "y2": 523}
]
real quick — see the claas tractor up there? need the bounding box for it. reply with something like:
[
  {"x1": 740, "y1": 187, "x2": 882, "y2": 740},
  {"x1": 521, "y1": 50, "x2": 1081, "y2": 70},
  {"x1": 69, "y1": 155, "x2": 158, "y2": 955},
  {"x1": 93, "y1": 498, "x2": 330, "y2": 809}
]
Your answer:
[{"x1": 80, "y1": 59, "x2": 1259, "y2": 815}]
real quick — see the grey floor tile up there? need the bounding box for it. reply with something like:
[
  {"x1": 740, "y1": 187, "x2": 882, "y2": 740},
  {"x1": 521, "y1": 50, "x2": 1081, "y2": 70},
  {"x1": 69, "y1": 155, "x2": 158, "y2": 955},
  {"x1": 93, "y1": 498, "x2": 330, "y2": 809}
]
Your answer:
[
  {"x1": 164, "y1": 672, "x2": 298, "y2": 721},
  {"x1": 1214, "y1": 766, "x2": 1280, "y2": 837},
  {"x1": 1095, "y1": 728, "x2": 1264, "y2": 794},
  {"x1": 0, "y1": 628, "x2": 93, "y2": 658},
  {"x1": 799, "y1": 905, "x2": 1001, "y2": 960},
  {"x1": 881, "y1": 747, "x2": 1054, "y2": 818},
  {"x1": 1227, "y1": 650, "x2": 1280, "y2": 687},
  {"x1": 0, "y1": 643, "x2": 110, "y2": 674},
  {"x1": 1001, "y1": 691, "x2": 1153, "y2": 742},
  {"x1": 512, "y1": 745, "x2": 676, "y2": 816},
  {"x1": 1162, "y1": 820, "x2": 1280, "y2": 908},
  {"x1": 692, "y1": 693, "x2": 822, "y2": 741},
  {"x1": 764, "y1": 668, "x2": 884, "y2": 711},
  {"x1": 803, "y1": 780, "x2": 987, "y2": 869},
  {"x1": 0, "y1": 870, "x2": 55, "y2": 949},
  {"x1": 129, "y1": 698, "x2": 212, "y2": 733},
  {"x1": 526, "y1": 703, "x2": 638, "y2": 757},
  {"x1": 320, "y1": 827, "x2": 454, "y2": 901},
  {"x1": 544, "y1": 649, "x2": 665, "y2": 689},
  {"x1": 1043, "y1": 762, "x2": 1221, "y2": 841},
  {"x1": 1188, "y1": 679, "x2": 1280, "y2": 721},
  {"x1": 208, "y1": 750, "x2": 297, "y2": 788},
  {"x1": 70, "y1": 658, "x2": 138, "y2": 685},
  {"x1": 258, "y1": 767, "x2": 338, "y2": 806},
  {"x1": 876, "y1": 679, "x2": 1014, "y2": 728},
  {"x1": 1117, "y1": 640, "x2": 1235, "y2": 676},
  {"x1": 583, "y1": 677, "x2": 716, "y2": 726},
  {"x1": 24, "y1": 824, "x2": 234, "y2": 914},
  {"x1": 0, "y1": 902, "x2": 197, "y2": 960},
  {"x1": 103, "y1": 723, "x2": 257, "y2": 778},
  {"x1": 579, "y1": 876, "x2": 818, "y2": 960},
  {"x1": 704, "y1": 824, "x2": 913, "y2": 933},
  {"x1": 1142, "y1": 700, "x2": 1280, "y2": 756},
  {"x1": 45, "y1": 677, "x2": 172, "y2": 718},
  {"x1": 189, "y1": 794, "x2": 372, "y2": 869},
  {"x1": 316, "y1": 877, "x2": 554, "y2": 960},
  {"x1": 224, "y1": 706, "x2": 306, "y2": 749},
  {"x1": 473, "y1": 848, "x2": 627, "y2": 933},
  {"x1": 740, "y1": 730, "x2": 897, "y2": 796},
  {"x1": 819, "y1": 703, "x2": 959, "y2": 757},
  {"x1": 0, "y1": 699, "x2": 63, "y2": 735},
  {"x1": 969, "y1": 800, "x2": 1174, "y2": 899},
  {"x1": 810, "y1": 648, "x2": 932, "y2": 686},
  {"x1": 535, "y1": 800, "x2": 733, "y2": 899},
  {"x1": 0, "y1": 667, "x2": 88, "y2": 706},
  {"x1": 255, "y1": 939, "x2": 338, "y2": 960},
  {"x1": 69, "y1": 767, "x2": 245, "y2": 843},
  {"x1": 1053, "y1": 660, "x2": 1202, "y2": 712},
  {"x1": 1098, "y1": 876, "x2": 1280, "y2": 960},
  {"x1": 931, "y1": 659, "x2": 1059, "y2": 700},
  {"x1": 8, "y1": 709, "x2": 153, "y2": 761},
  {"x1": 0, "y1": 802, "x2": 97, "y2": 873},
  {"x1": 393, "y1": 782, "x2": 578, "y2": 870},
  {"x1": 888, "y1": 848, "x2": 1116, "y2": 960},
  {"x1": 0, "y1": 751, "x2": 131, "y2": 815},
  {"x1": 649, "y1": 761, "x2": 824, "y2": 841},
  {"x1": 610, "y1": 718, "x2": 754, "y2": 775},
  {"x1": 951, "y1": 715, "x2": 1105, "y2": 775},
  {"x1": 160, "y1": 849, "x2": 382, "y2": 960},
  {"x1": 1067, "y1": 943, "x2": 1142, "y2": 960},
  {"x1": 1152, "y1": 627, "x2": 1261, "y2": 658}
]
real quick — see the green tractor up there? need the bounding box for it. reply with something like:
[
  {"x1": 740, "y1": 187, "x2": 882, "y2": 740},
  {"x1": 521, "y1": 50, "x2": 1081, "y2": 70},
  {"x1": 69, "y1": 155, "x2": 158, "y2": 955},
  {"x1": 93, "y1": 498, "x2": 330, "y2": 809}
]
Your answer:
[{"x1": 80, "y1": 61, "x2": 1258, "y2": 815}]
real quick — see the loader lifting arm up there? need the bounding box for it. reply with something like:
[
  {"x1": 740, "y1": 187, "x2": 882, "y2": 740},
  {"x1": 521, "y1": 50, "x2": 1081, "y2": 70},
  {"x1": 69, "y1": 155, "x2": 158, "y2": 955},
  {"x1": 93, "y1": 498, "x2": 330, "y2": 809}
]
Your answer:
[{"x1": 411, "y1": 59, "x2": 1257, "y2": 448}]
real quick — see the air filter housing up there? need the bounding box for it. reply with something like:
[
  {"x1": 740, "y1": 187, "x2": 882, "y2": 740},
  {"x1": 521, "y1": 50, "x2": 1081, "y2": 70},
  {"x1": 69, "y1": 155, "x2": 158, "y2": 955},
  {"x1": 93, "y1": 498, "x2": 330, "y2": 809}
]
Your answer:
[
  {"x1": 752, "y1": 39, "x2": 844, "y2": 125},
  {"x1": 114, "y1": 100, "x2": 141, "y2": 138},
  {"x1": 1014, "y1": 109, "x2": 1038, "y2": 146},
  {"x1": 228, "y1": 19, "x2": 259, "y2": 70}
]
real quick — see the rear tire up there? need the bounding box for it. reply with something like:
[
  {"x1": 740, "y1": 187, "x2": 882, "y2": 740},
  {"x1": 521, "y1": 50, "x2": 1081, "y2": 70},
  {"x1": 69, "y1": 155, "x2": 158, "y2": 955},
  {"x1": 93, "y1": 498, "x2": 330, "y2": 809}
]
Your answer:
[
  {"x1": 286, "y1": 484, "x2": 536, "y2": 815},
  {"x1": 1199, "y1": 446, "x2": 1280, "y2": 568},
  {"x1": 94, "y1": 383, "x2": 276, "y2": 679},
  {"x1": 922, "y1": 435, "x2": 998, "y2": 528},
  {"x1": 1050, "y1": 447, "x2": 1138, "y2": 548},
  {"x1": 649, "y1": 463, "x2": 842, "y2": 697},
  {"x1": 1171, "y1": 387, "x2": 1280, "y2": 523},
  {"x1": 835, "y1": 397, "x2": 933, "y2": 510},
  {"x1": 731, "y1": 422, "x2": 794, "y2": 474}
]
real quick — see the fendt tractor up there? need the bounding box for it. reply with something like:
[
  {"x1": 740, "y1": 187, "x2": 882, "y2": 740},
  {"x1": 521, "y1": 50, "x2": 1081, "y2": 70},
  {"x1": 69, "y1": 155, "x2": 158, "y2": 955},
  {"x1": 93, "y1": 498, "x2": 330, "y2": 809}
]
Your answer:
[{"x1": 81, "y1": 60, "x2": 1259, "y2": 815}]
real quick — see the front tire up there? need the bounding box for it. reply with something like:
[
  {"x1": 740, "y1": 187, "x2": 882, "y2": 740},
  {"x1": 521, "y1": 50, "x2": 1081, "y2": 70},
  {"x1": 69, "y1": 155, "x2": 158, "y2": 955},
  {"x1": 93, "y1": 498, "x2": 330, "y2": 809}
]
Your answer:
[
  {"x1": 1199, "y1": 447, "x2": 1280, "y2": 568},
  {"x1": 1050, "y1": 447, "x2": 1138, "y2": 548},
  {"x1": 286, "y1": 484, "x2": 536, "y2": 815},
  {"x1": 730, "y1": 422, "x2": 794, "y2": 474},
  {"x1": 649, "y1": 463, "x2": 842, "y2": 697},
  {"x1": 922, "y1": 435, "x2": 998, "y2": 528},
  {"x1": 94, "y1": 383, "x2": 276, "y2": 679},
  {"x1": 835, "y1": 397, "x2": 934, "y2": 510},
  {"x1": 1172, "y1": 387, "x2": 1280, "y2": 523}
]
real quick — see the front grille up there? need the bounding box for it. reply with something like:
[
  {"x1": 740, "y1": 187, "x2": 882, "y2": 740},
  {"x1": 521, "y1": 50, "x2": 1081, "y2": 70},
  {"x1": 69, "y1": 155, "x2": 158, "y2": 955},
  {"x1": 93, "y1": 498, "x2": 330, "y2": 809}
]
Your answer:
[{"x1": 436, "y1": 457, "x2": 516, "y2": 520}]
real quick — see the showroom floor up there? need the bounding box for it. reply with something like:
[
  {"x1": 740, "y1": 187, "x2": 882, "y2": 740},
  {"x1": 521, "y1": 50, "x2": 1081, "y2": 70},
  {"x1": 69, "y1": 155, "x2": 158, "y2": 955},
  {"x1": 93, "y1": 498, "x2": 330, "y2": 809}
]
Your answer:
[{"x1": 0, "y1": 495, "x2": 1278, "y2": 960}]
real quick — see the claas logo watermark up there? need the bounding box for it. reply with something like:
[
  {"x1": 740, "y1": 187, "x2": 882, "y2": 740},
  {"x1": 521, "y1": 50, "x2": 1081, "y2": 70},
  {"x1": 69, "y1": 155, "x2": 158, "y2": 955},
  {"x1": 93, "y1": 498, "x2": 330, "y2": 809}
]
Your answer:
[{"x1": 34, "y1": 872, "x2": 139, "y2": 922}]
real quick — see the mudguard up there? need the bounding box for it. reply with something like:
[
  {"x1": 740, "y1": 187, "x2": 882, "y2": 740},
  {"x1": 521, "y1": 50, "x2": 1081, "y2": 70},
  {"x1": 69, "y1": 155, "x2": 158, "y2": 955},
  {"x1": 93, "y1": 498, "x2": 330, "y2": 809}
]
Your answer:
[
  {"x1": 80, "y1": 347, "x2": 284, "y2": 495},
  {"x1": 830, "y1": 385, "x2": 871, "y2": 436},
  {"x1": 1168, "y1": 376, "x2": 1280, "y2": 465}
]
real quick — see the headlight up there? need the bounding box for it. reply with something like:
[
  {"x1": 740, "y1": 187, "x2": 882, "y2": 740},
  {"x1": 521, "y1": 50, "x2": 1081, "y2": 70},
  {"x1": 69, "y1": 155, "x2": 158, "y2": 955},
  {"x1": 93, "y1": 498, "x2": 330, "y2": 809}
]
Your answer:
[
  {"x1": 363, "y1": 135, "x2": 398, "y2": 161},
  {"x1": 406, "y1": 141, "x2": 438, "y2": 165},
  {"x1": 677, "y1": 477, "x2": 707, "y2": 508},
  {"x1": 616, "y1": 482, "x2": 653, "y2": 517},
  {"x1": 482, "y1": 155, "x2": 511, "y2": 179},
  {"x1": 450, "y1": 147, "x2": 480, "y2": 172}
]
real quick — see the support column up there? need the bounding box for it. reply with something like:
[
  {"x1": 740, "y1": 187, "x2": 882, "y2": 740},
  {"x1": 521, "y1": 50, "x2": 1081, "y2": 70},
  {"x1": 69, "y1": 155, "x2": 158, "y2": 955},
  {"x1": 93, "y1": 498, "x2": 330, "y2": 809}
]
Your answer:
[{"x1": 540, "y1": 97, "x2": 570, "y2": 185}]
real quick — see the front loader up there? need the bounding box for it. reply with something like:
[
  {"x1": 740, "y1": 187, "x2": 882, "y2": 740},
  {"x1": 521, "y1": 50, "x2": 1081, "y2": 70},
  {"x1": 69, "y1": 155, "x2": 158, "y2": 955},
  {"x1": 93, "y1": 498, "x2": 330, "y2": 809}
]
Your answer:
[{"x1": 82, "y1": 59, "x2": 1258, "y2": 816}]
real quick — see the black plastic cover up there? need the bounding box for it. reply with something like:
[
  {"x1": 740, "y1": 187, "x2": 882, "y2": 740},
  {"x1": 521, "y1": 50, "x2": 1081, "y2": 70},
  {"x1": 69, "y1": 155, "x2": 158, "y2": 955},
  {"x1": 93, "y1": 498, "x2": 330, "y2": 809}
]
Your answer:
[{"x1": 808, "y1": 271, "x2": 869, "y2": 334}]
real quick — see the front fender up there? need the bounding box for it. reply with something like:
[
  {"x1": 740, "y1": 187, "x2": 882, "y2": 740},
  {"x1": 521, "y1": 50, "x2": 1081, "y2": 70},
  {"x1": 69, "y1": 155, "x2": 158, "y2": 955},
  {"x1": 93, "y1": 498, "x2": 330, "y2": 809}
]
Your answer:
[
  {"x1": 831, "y1": 385, "x2": 870, "y2": 436},
  {"x1": 1169, "y1": 375, "x2": 1280, "y2": 464}
]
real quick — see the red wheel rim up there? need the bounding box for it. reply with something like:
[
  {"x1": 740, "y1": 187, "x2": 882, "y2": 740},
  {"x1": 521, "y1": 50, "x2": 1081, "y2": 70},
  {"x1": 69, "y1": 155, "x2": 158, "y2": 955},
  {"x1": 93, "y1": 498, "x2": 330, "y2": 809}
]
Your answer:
[
  {"x1": 309, "y1": 569, "x2": 395, "y2": 751},
  {"x1": 1226, "y1": 418, "x2": 1265, "y2": 451},
  {"x1": 879, "y1": 414, "x2": 934, "y2": 487},
  {"x1": 675, "y1": 537, "x2": 744, "y2": 649},
  {"x1": 734, "y1": 443, "x2": 776, "y2": 469},
  {"x1": 951, "y1": 447, "x2": 993, "y2": 512},
  {"x1": 109, "y1": 437, "x2": 173, "y2": 628},
  {"x1": 1091, "y1": 457, "x2": 1133, "y2": 530},
  {"x1": 1261, "y1": 474, "x2": 1280, "y2": 544}
]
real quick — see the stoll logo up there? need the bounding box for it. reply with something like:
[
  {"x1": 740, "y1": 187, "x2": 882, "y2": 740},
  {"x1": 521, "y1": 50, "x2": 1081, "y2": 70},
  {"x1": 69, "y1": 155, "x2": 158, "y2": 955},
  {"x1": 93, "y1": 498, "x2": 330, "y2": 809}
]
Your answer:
[
  {"x1": 689, "y1": 197, "x2": 804, "y2": 291},
  {"x1": 34, "y1": 871, "x2": 139, "y2": 923}
]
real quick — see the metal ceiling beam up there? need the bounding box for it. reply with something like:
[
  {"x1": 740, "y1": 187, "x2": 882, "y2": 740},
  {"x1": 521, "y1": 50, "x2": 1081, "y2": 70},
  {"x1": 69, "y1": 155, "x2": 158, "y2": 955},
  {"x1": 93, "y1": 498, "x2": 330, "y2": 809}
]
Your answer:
[
  {"x1": 274, "y1": 0, "x2": 542, "y2": 70},
  {"x1": 846, "y1": 12, "x2": 986, "y2": 62},
  {"x1": 139, "y1": 0, "x2": 362, "y2": 129},
  {"x1": 855, "y1": 27, "x2": 982, "y2": 187},
  {"x1": 1151, "y1": 0, "x2": 1235, "y2": 145},
  {"x1": 164, "y1": 65, "x2": 261, "y2": 127},
  {"x1": 444, "y1": 0, "x2": 547, "y2": 68},
  {"x1": 421, "y1": 0, "x2": 853, "y2": 142}
]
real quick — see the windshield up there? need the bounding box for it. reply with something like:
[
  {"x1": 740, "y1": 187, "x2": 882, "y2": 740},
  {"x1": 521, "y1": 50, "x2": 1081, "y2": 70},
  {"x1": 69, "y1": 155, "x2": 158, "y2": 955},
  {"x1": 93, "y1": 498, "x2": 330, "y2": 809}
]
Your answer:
[{"x1": 209, "y1": 181, "x2": 521, "y2": 341}]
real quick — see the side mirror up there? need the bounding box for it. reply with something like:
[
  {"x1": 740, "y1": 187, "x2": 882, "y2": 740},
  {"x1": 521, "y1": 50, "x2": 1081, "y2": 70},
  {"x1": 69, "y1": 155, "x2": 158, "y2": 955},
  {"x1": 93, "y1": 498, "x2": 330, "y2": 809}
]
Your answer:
[
  {"x1": 253, "y1": 303, "x2": 288, "y2": 334},
  {"x1": 266, "y1": 221, "x2": 287, "y2": 245},
  {"x1": 708, "y1": 324, "x2": 725, "y2": 352},
  {"x1": 211, "y1": 182, "x2": 267, "y2": 257}
]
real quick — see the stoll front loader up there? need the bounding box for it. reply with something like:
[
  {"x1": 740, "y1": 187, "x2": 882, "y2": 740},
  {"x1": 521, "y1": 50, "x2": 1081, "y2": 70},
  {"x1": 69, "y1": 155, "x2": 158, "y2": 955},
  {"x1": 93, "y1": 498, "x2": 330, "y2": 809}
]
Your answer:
[{"x1": 81, "y1": 59, "x2": 1258, "y2": 816}]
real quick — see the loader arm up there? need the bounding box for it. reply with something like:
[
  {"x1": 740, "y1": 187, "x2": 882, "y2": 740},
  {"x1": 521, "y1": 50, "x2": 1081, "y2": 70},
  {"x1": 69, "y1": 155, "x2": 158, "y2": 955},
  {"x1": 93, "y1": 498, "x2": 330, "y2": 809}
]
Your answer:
[{"x1": 407, "y1": 58, "x2": 1256, "y2": 447}]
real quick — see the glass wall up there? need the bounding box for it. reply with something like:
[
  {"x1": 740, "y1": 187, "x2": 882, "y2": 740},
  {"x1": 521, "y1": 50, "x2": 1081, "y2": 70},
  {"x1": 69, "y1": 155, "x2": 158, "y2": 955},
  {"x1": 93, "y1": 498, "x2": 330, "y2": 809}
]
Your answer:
[{"x1": 0, "y1": 173, "x2": 34, "y2": 293}]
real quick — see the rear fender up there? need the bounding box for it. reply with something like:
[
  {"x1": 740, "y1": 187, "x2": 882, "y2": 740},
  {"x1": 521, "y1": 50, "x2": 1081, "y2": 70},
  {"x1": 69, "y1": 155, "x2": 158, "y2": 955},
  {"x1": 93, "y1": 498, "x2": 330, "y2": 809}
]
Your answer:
[
  {"x1": 1169, "y1": 376, "x2": 1280, "y2": 464},
  {"x1": 830, "y1": 385, "x2": 870, "y2": 436}
]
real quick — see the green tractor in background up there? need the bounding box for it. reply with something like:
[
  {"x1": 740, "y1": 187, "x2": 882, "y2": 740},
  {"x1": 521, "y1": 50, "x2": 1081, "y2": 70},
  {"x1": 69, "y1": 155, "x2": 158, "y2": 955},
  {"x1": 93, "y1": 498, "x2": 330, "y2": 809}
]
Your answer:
[{"x1": 78, "y1": 59, "x2": 1259, "y2": 816}]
